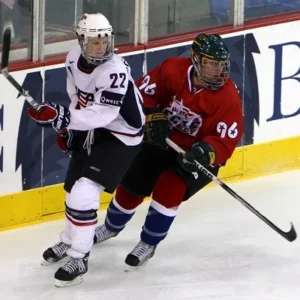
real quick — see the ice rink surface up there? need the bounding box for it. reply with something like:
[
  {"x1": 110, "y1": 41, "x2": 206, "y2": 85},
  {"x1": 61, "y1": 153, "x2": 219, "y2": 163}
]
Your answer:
[{"x1": 1, "y1": 170, "x2": 299, "y2": 300}]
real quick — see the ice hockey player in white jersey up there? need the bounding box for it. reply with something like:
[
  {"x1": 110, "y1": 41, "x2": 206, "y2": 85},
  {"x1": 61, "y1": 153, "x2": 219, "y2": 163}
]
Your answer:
[{"x1": 27, "y1": 13, "x2": 145, "y2": 287}]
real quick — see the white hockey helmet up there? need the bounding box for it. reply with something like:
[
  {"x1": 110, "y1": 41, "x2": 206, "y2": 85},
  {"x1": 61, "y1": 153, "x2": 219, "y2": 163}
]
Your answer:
[{"x1": 76, "y1": 13, "x2": 115, "y2": 65}]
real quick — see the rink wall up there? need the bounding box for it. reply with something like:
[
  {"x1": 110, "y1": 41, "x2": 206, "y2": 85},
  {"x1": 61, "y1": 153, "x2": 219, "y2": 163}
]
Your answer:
[{"x1": 0, "y1": 15, "x2": 300, "y2": 231}]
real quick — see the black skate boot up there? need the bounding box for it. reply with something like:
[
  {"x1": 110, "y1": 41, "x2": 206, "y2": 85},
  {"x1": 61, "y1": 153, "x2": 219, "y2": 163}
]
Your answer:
[
  {"x1": 125, "y1": 240, "x2": 156, "y2": 271},
  {"x1": 93, "y1": 224, "x2": 118, "y2": 244},
  {"x1": 42, "y1": 241, "x2": 70, "y2": 266},
  {"x1": 54, "y1": 253, "x2": 89, "y2": 287}
]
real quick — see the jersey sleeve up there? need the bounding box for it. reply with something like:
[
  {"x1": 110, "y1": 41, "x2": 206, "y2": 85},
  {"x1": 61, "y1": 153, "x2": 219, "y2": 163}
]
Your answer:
[
  {"x1": 202, "y1": 102, "x2": 244, "y2": 166},
  {"x1": 135, "y1": 59, "x2": 170, "y2": 109},
  {"x1": 67, "y1": 65, "x2": 128, "y2": 131}
]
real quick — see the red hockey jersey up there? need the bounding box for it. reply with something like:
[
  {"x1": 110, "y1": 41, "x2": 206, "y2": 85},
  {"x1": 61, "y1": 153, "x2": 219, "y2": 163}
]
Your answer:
[{"x1": 136, "y1": 57, "x2": 244, "y2": 166}]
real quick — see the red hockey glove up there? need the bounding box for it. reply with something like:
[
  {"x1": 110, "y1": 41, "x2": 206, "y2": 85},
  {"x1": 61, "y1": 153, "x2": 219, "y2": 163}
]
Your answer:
[
  {"x1": 28, "y1": 103, "x2": 70, "y2": 132},
  {"x1": 143, "y1": 107, "x2": 170, "y2": 150},
  {"x1": 177, "y1": 141, "x2": 216, "y2": 172},
  {"x1": 56, "y1": 128, "x2": 76, "y2": 153}
]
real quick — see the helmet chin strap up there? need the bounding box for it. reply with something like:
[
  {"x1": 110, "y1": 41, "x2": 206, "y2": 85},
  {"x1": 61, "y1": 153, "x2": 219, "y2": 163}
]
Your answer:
[
  {"x1": 192, "y1": 69, "x2": 205, "y2": 89},
  {"x1": 82, "y1": 47, "x2": 112, "y2": 65},
  {"x1": 192, "y1": 64, "x2": 226, "y2": 91},
  {"x1": 85, "y1": 54, "x2": 106, "y2": 65}
]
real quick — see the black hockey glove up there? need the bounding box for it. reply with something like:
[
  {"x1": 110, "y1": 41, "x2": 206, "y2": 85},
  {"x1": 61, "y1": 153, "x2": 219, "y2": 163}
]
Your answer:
[
  {"x1": 56, "y1": 128, "x2": 76, "y2": 153},
  {"x1": 143, "y1": 107, "x2": 170, "y2": 150},
  {"x1": 177, "y1": 141, "x2": 216, "y2": 173}
]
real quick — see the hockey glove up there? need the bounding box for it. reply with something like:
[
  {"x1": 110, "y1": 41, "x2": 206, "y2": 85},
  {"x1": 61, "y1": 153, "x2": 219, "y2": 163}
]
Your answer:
[
  {"x1": 56, "y1": 128, "x2": 76, "y2": 153},
  {"x1": 143, "y1": 108, "x2": 170, "y2": 150},
  {"x1": 177, "y1": 141, "x2": 216, "y2": 173},
  {"x1": 28, "y1": 103, "x2": 70, "y2": 132}
]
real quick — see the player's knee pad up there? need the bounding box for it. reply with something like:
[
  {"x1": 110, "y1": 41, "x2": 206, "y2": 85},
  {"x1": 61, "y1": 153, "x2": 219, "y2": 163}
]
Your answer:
[
  {"x1": 115, "y1": 185, "x2": 144, "y2": 210},
  {"x1": 152, "y1": 170, "x2": 187, "y2": 208},
  {"x1": 64, "y1": 178, "x2": 105, "y2": 255},
  {"x1": 67, "y1": 177, "x2": 105, "y2": 211}
]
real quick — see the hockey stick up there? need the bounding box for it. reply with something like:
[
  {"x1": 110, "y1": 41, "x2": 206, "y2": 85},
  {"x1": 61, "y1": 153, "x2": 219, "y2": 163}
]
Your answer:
[
  {"x1": 1, "y1": 28, "x2": 42, "y2": 110},
  {"x1": 1, "y1": 28, "x2": 73, "y2": 156},
  {"x1": 166, "y1": 138, "x2": 297, "y2": 242}
]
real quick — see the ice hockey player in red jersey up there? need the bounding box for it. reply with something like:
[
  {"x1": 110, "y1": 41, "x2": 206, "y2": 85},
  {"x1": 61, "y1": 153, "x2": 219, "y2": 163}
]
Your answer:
[{"x1": 93, "y1": 33, "x2": 244, "y2": 270}]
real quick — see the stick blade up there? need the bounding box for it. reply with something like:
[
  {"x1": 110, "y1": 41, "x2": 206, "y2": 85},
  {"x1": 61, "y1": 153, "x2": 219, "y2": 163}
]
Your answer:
[
  {"x1": 1, "y1": 28, "x2": 11, "y2": 69},
  {"x1": 284, "y1": 222, "x2": 297, "y2": 242}
]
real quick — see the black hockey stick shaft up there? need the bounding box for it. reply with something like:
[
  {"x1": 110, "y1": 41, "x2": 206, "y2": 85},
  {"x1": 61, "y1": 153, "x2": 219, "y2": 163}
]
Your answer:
[
  {"x1": 1, "y1": 28, "x2": 41, "y2": 110},
  {"x1": 166, "y1": 138, "x2": 297, "y2": 242},
  {"x1": 1, "y1": 28, "x2": 10, "y2": 69}
]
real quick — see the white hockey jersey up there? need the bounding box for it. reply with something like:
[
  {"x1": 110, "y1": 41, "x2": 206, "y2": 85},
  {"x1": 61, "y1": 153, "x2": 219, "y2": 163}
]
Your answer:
[{"x1": 65, "y1": 46, "x2": 145, "y2": 146}]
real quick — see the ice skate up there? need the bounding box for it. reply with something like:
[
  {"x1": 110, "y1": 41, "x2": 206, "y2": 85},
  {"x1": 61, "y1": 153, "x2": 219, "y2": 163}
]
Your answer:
[
  {"x1": 54, "y1": 254, "x2": 89, "y2": 288},
  {"x1": 93, "y1": 224, "x2": 118, "y2": 244},
  {"x1": 42, "y1": 241, "x2": 70, "y2": 266},
  {"x1": 125, "y1": 240, "x2": 156, "y2": 271}
]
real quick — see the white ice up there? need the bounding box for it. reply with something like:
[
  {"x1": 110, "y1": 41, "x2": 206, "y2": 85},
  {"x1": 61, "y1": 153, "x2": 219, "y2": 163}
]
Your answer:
[{"x1": 0, "y1": 170, "x2": 300, "y2": 300}]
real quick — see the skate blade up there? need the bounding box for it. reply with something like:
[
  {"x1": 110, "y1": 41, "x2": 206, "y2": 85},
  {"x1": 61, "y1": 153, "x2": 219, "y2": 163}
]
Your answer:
[
  {"x1": 124, "y1": 260, "x2": 148, "y2": 272},
  {"x1": 54, "y1": 275, "x2": 84, "y2": 288}
]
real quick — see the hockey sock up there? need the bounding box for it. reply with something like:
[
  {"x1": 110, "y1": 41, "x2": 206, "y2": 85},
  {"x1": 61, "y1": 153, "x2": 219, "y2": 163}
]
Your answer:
[
  {"x1": 140, "y1": 170, "x2": 187, "y2": 246},
  {"x1": 105, "y1": 197, "x2": 137, "y2": 232},
  {"x1": 141, "y1": 200, "x2": 177, "y2": 246},
  {"x1": 105, "y1": 185, "x2": 144, "y2": 233}
]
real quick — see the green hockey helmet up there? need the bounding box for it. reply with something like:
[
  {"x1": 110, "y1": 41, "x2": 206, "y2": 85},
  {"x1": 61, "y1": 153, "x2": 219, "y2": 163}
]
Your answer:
[{"x1": 190, "y1": 33, "x2": 230, "y2": 90}]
